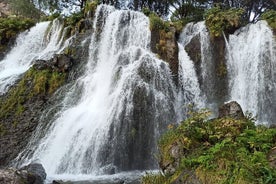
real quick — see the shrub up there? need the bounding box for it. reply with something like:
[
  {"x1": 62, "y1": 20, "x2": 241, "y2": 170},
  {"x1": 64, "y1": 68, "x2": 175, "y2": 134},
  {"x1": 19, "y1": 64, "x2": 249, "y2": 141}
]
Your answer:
[
  {"x1": 148, "y1": 13, "x2": 170, "y2": 32},
  {"x1": 145, "y1": 109, "x2": 276, "y2": 184},
  {"x1": 0, "y1": 17, "x2": 35, "y2": 52},
  {"x1": 204, "y1": 6, "x2": 244, "y2": 37},
  {"x1": 261, "y1": 10, "x2": 276, "y2": 29}
]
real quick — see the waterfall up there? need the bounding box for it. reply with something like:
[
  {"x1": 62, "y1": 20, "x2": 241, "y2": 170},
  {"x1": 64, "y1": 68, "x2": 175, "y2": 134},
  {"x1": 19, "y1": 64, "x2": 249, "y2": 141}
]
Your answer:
[
  {"x1": 21, "y1": 5, "x2": 177, "y2": 176},
  {"x1": 0, "y1": 19, "x2": 69, "y2": 94},
  {"x1": 226, "y1": 20, "x2": 276, "y2": 124},
  {"x1": 177, "y1": 43, "x2": 205, "y2": 117},
  {"x1": 177, "y1": 21, "x2": 212, "y2": 116}
]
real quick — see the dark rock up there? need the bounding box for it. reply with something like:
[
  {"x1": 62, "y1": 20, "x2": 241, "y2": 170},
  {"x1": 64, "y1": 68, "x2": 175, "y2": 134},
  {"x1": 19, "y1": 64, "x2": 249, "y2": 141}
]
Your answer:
[
  {"x1": 19, "y1": 163, "x2": 46, "y2": 184},
  {"x1": 52, "y1": 180, "x2": 63, "y2": 184},
  {"x1": 33, "y1": 54, "x2": 74, "y2": 72},
  {"x1": 218, "y1": 101, "x2": 244, "y2": 119},
  {"x1": 0, "y1": 32, "x2": 90, "y2": 167},
  {"x1": 159, "y1": 142, "x2": 183, "y2": 175},
  {"x1": 171, "y1": 170, "x2": 201, "y2": 184},
  {"x1": 150, "y1": 26, "x2": 179, "y2": 83},
  {"x1": 268, "y1": 147, "x2": 276, "y2": 169}
]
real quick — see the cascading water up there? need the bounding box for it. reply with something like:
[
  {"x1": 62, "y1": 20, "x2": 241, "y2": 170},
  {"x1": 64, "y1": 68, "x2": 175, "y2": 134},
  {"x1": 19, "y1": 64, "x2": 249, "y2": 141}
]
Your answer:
[
  {"x1": 20, "y1": 5, "x2": 177, "y2": 176},
  {"x1": 177, "y1": 43, "x2": 205, "y2": 117},
  {"x1": 0, "y1": 19, "x2": 69, "y2": 94},
  {"x1": 177, "y1": 21, "x2": 213, "y2": 115},
  {"x1": 226, "y1": 20, "x2": 276, "y2": 124}
]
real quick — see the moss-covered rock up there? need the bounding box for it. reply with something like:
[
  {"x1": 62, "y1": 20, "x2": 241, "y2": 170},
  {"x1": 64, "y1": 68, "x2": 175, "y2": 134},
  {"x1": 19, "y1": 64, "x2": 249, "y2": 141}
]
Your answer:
[
  {"x1": 149, "y1": 14, "x2": 179, "y2": 83},
  {"x1": 261, "y1": 10, "x2": 276, "y2": 35},
  {"x1": 0, "y1": 55, "x2": 71, "y2": 166},
  {"x1": 143, "y1": 102, "x2": 276, "y2": 184}
]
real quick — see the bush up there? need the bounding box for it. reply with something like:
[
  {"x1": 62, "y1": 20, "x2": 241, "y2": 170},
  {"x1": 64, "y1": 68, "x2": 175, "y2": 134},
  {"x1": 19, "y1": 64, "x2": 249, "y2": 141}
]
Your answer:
[
  {"x1": 261, "y1": 10, "x2": 276, "y2": 29},
  {"x1": 147, "y1": 12, "x2": 170, "y2": 32},
  {"x1": 0, "y1": 17, "x2": 35, "y2": 52},
  {"x1": 204, "y1": 6, "x2": 244, "y2": 37},
  {"x1": 84, "y1": 0, "x2": 99, "y2": 16},
  {"x1": 145, "y1": 109, "x2": 276, "y2": 184}
]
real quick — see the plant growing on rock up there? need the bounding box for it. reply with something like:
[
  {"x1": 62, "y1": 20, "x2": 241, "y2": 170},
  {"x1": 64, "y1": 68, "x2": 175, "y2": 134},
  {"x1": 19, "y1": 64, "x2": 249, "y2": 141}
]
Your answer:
[
  {"x1": 143, "y1": 107, "x2": 276, "y2": 184},
  {"x1": 204, "y1": 6, "x2": 244, "y2": 37},
  {"x1": 0, "y1": 17, "x2": 35, "y2": 53},
  {"x1": 261, "y1": 10, "x2": 276, "y2": 29}
]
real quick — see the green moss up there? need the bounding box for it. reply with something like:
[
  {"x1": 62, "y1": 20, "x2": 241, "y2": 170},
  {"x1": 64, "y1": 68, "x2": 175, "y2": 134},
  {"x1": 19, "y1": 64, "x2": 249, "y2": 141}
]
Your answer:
[
  {"x1": 261, "y1": 10, "x2": 276, "y2": 29},
  {"x1": 48, "y1": 72, "x2": 66, "y2": 94},
  {"x1": 0, "y1": 67, "x2": 67, "y2": 119},
  {"x1": 145, "y1": 110, "x2": 276, "y2": 184},
  {"x1": 204, "y1": 7, "x2": 244, "y2": 37},
  {"x1": 171, "y1": 20, "x2": 185, "y2": 35}
]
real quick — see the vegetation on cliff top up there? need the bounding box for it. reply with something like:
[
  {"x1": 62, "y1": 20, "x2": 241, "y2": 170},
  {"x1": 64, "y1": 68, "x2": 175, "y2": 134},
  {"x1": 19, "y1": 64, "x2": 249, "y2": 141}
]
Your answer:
[
  {"x1": 261, "y1": 10, "x2": 276, "y2": 30},
  {"x1": 0, "y1": 17, "x2": 35, "y2": 53},
  {"x1": 0, "y1": 67, "x2": 66, "y2": 122},
  {"x1": 143, "y1": 110, "x2": 276, "y2": 184},
  {"x1": 204, "y1": 6, "x2": 244, "y2": 37}
]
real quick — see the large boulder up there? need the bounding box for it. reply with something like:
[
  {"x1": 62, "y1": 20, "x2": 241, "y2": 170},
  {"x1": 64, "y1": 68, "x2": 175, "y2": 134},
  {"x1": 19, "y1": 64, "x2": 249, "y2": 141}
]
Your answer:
[
  {"x1": 0, "y1": 163, "x2": 46, "y2": 184},
  {"x1": 218, "y1": 101, "x2": 245, "y2": 119},
  {"x1": 19, "y1": 163, "x2": 46, "y2": 184}
]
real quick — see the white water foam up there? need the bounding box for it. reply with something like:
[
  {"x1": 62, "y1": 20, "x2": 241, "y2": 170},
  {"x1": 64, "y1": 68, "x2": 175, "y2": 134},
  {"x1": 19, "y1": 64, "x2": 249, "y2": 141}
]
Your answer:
[{"x1": 226, "y1": 20, "x2": 276, "y2": 124}]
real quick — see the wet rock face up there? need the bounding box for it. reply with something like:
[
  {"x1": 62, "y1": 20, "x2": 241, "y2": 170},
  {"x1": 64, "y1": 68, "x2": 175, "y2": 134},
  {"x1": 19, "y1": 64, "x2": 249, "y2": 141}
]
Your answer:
[
  {"x1": 218, "y1": 101, "x2": 244, "y2": 119},
  {"x1": 184, "y1": 34, "x2": 202, "y2": 84},
  {"x1": 150, "y1": 26, "x2": 179, "y2": 83},
  {"x1": 33, "y1": 54, "x2": 74, "y2": 72},
  {"x1": 0, "y1": 33, "x2": 90, "y2": 167},
  {"x1": 0, "y1": 163, "x2": 46, "y2": 184}
]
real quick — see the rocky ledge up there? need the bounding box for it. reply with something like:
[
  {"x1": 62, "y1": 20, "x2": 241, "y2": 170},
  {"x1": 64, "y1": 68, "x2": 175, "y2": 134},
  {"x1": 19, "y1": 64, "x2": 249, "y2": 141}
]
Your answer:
[
  {"x1": 143, "y1": 101, "x2": 276, "y2": 184},
  {"x1": 0, "y1": 163, "x2": 46, "y2": 184}
]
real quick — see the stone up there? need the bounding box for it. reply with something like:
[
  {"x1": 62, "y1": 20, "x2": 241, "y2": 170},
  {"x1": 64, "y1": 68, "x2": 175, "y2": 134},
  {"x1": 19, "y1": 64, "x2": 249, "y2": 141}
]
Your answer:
[
  {"x1": 268, "y1": 147, "x2": 276, "y2": 169},
  {"x1": 0, "y1": 164, "x2": 46, "y2": 184},
  {"x1": 19, "y1": 163, "x2": 46, "y2": 184},
  {"x1": 218, "y1": 101, "x2": 244, "y2": 119},
  {"x1": 33, "y1": 54, "x2": 73, "y2": 72}
]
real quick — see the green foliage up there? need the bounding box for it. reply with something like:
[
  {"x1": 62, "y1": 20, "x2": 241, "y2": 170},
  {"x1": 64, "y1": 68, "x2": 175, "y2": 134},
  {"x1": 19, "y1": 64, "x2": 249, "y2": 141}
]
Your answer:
[
  {"x1": 148, "y1": 13, "x2": 170, "y2": 32},
  {"x1": 261, "y1": 10, "x2": 276, "y2": 29},
  {"x1": 0, "y1": 17, "x2": 35, "y2": 39},
  {"x1": 170, "y1": 1, "x2": 205, "y2": 23},
  {"x1": 0, "y1": 17, "x2": 35, "y2": 53},
  {"x1": 0, "y1": 68, "x2": 66, "y2": 119},
  {"x1": 64, "y1": 11, "x2": 84, "y2": 28},
  {"x1": 151, "y1": 110, "x2": 276, "y2": 184},
  {"x1": 41, "y1": 12, "x2": 61, "y2": 22},
  {"x1": 84, "y1": 0, "x2": 99, "y2": 16},
  {"x1": 205, "y1": 6, "x2": 244, "y2": 37}
]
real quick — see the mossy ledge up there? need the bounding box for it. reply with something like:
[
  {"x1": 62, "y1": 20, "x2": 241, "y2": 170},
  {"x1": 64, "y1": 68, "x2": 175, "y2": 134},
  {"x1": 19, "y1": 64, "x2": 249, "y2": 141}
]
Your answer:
[
  {"x1": 143, "y1": 102, "x2": 276, "y2": 184},
  {"x1": 0, "y1": 57, "x2": 70, "y2": 166}
]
